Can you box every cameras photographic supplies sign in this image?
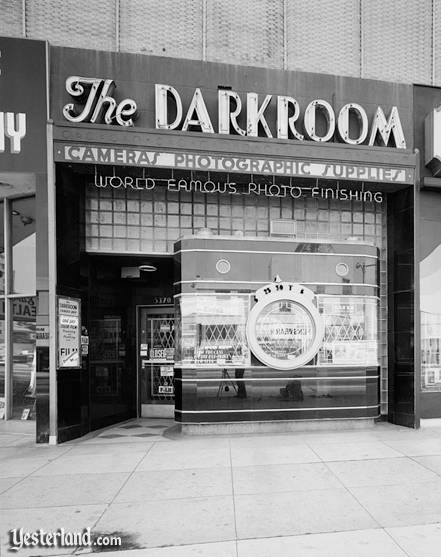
[246,279,324,370]
[55,144,415,185]
[57,297,81,368]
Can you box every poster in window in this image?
[57,296,81,368]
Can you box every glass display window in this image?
[89,318,123,362]
[12,297,36,419]
[0,201,3,414]
[318,296,378,366]
[0,200,4,296]
[0,196,36,420]
[176,293,379,369]
[176,294,250,367]
[254,300,316,364]
[421,312,441,391]
[421,242,441,391]
[89,318,124,397]
[12,197,36,295]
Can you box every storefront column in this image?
[414,149,421,427]
[47,122,58,444]
[4,199,13,419]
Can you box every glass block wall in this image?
[85,177,385,254]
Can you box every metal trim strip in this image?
[175,404,380,413]
[172,293,381,301]
[176,376,379,382]
[174,280,379,288]
[176,248,378,258]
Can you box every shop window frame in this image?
[1,196,36,420]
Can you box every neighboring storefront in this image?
[0,37,47,424]
[414,85,441,419]
[39,46,418,442]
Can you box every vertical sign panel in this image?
[57,297,81,368]
[0,37,47,174]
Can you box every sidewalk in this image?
[2,420,441,556]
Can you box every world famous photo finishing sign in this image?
[57,297,81,368]
[246,280,324,370]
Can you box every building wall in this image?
[0,0,437,86]
[413,84,441,418]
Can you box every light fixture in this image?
[20,215,34,225]
[138,264,157,272]
[11,210,20,216]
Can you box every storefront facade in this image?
[414,84,441,419]
[32,45,418,442]
[0,37,47,424]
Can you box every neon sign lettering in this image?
[92,173,384,203]
[0,112,26,154]
[62,76,407,148]
[63,76,137,127]
[156,84,407,149]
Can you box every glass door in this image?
[138,306,175,418]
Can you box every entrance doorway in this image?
[138,306,175,418]
[83,254,174,434]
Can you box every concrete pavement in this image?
[2,420,441,555]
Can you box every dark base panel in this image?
[36,392,50,444]
[57,424,86,444]
[91,411,135,432]
[36,431,49,444]
[175,406,380,423]
[421,392,441,419]
[390,412,416,427]
[36,347,50,443]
